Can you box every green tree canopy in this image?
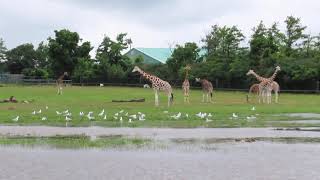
[5,43,37,74]
[48,29,93,76]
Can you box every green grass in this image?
[0,85,320,127]
[0,135,149,149]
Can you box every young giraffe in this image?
[182,65,191,103]
[195,78,213,103]
[57,72,68,95]
[132,66,173,107]
[248,81,280,103]
[246,66,281,103]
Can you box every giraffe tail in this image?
[170,93,174,103]
[210,92,212,98]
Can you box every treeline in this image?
[0,16,319,90]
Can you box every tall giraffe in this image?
[57,72,68,95]
[182,65,191,103]
[132,66,173,107]
[246,66,281,103]
[195,78,213,103]
[248,81,280,103]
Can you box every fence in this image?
[1,74,319,93]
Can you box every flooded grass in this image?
[1,134,320,150]
[0,135,150,149]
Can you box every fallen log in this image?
[112,98,145,102]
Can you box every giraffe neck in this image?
[185,70,189,80]
[137,69,156,83]
[251,71,266,82]
[268,69,280,81]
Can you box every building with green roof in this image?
[125,48,207,64]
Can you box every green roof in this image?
[125,47,207,64]
[135,48,172,64]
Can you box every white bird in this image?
[119,110,124,113]
[65,116,72,121]
[196,112,206,119]
[37,109,42,114]
[125,112,129,116]
[138,116,145,121]
[120,117,123,121]
[63,110,69,114]
[251,106,256,111]
[171,112,182,120]
[79,112,84,116]
[114,116,118,120]
[32,111,36,115]
[163,111,169,114]
[208,113,212,117]
[114,113,119,116]
[103,115,107,120]
[12,116,19,122]
[45,106,48,110]
[129,114,137,119]
[128,118,132,123]
[41,117,47,121]
[185,113,189,118]
[206,118,213,122]
[87,115,95,120]
[56,111,62,115]
[65,112,72,117]
[98,109,105,116]
[232,113,238,118]
[246,115,257,120]
[99,83,104,87]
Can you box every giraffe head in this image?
[275,66,281,71]
[184,65,191,71]
[63,72,68,76]
[132,66,142,73]
[246,70,254,76]
[195,78,201,82]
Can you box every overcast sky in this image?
[1,0,319,55]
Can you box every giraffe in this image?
[132,66,173,107]
[57,72,68,95]
[246,66,281,104]
[248,81,280,103]
[195,78,213,103]
[182,65,191,103]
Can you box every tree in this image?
[48,29,93,76]
[283,16,307,56]
[5,43,37,74]
[35,41,50,68]
[0,38,6,62]
[167,42,199,77]
[73,58,94,83]
[96,33,132,69]
[203,25,244,61]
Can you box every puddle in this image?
[283,113,320,119]
[269,120,320,124]
[1,142,320,180]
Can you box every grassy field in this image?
[0,85,320,128]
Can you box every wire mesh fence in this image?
[1,74,319,93]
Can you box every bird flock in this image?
[11,105,259,125]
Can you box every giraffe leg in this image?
[275,91,278,103]
[167,94,171,107]
[154,90,159,106]
[202,94,205,103]
[206,93,209,103]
